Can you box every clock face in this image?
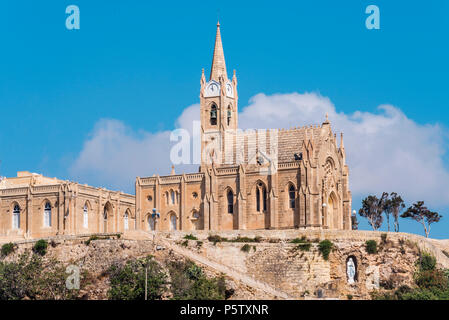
[204,81,220,97]
[210,83,219,93]
[226,82,234,98]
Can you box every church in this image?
[0,23,352,241]
[135,22,352,232]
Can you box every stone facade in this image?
[136,22,352,232]
[0,22,352,239]
[0,171,135,240]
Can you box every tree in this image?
[383,192,405,232]
[358,193,388,231]
[401,201,442,238]
[108,255,168,300]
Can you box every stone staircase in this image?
[124,230,294,300]
[159,237,294,300]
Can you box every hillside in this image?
[1,229,448,300]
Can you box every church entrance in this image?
[328,192,338,229]
[169,213,177,231]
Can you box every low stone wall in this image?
[176,235,421,299]
[157,229,449,269]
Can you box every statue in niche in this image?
[347,257,356,284]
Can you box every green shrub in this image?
[181,240,188,247]
[373,255,449,300]
[229,236,261,243]
[85,235,99,246]
[318,240,333,260]
[207,235,227,244]
[108,255,167,300]
[290,236,308,244]
[167,260,227,300]
[347,294,353,300]
[0,251,82,300]
[184,234,198,240]
[419,252,436,271]
[208,235,261,244]
[241,244,251,253]
[297,243,311,251]
[33,240,48,256]
[365,240,377,254]
[1,243,15,257]
[290,237,311,252]
[415,269,449,290]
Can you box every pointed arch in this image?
[44,201,52,227]
[168,211,177,231]
[147,212,157,231]
[210,103,217,125]
[83,201,89,229]
[328,191,339,229]
[103,201,113,233]
[170,189,175,205]
[12,202,20,230]
[226,187,234,214]
[252,180,267,213]
[124,208,130,231]
[288,183,296,209]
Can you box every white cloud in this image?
[69,118,198,193]
[70,92,449,207]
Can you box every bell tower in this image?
[200,21,238,169]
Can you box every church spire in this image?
[210,21,227,80]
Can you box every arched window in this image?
[170,214,177,231]
[44,202,51,227]
[103,206,108,233]
[83,204,88,229]
[210,104,217,125]
[289,185,295,209]
[227,190,234,214]
[227,107,232,126]
[171,190,175,205]
[256,183,267,213]
[256,188,260,212]
[148,214,156,231]
[124,212,129,230]
[263,187,267,211]
[12,204,20,229]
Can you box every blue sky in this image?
[0,1,448,237]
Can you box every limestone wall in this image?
[3,229,448,300]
